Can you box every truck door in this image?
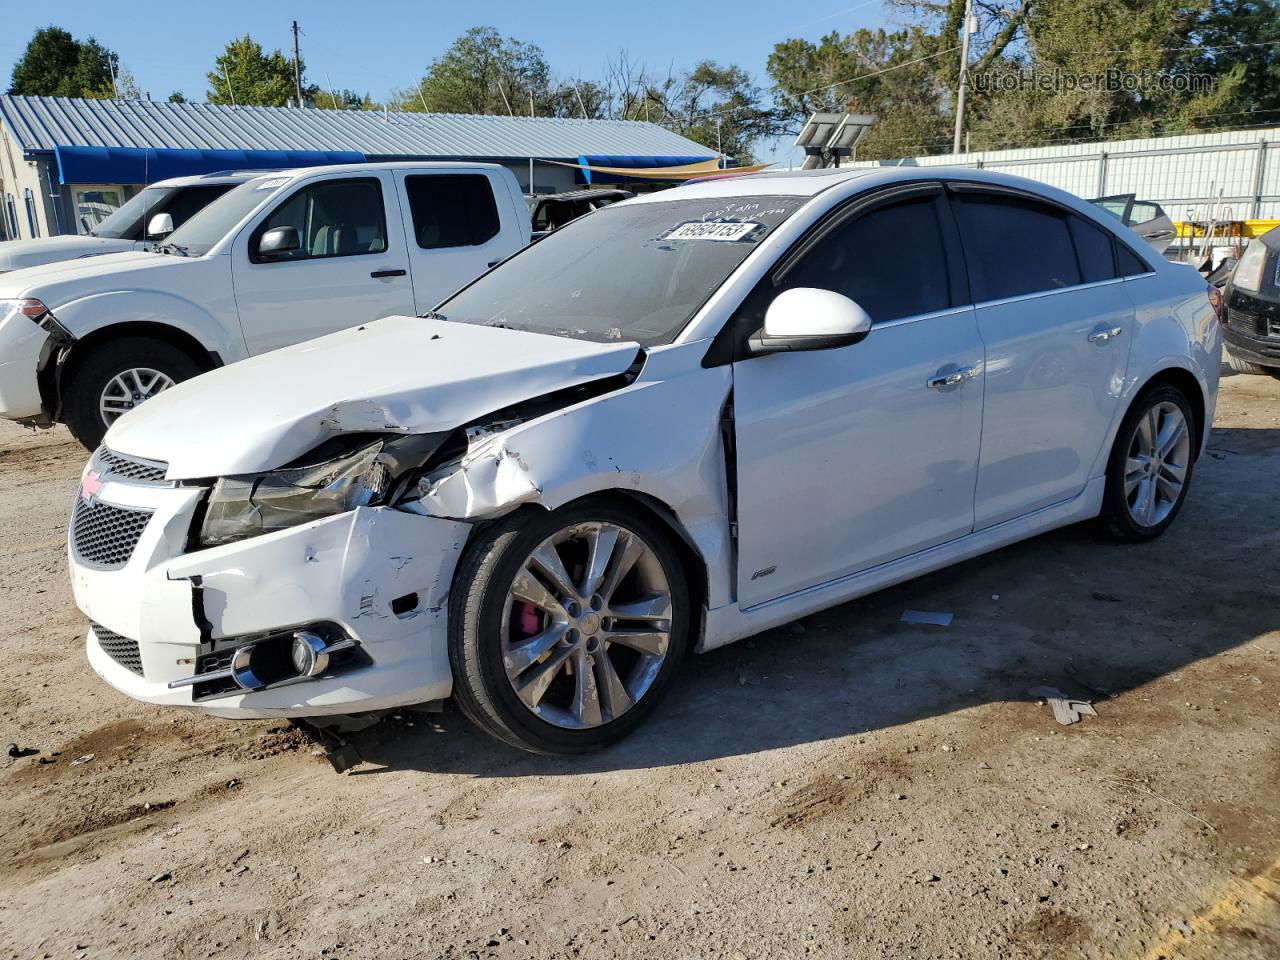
[392,170,525,311]
[231,170,416,354]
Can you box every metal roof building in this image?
[0,95,715,238]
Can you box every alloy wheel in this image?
[500,521,673,730]
[1123,400,1191,528]
[99,367,175,426]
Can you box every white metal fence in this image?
[845,128,1280,226]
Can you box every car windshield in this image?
[161,176,291,256]
[91,186,178,239]
[440,195,805,345]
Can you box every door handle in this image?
[927,364,979,389]
[370,268,407,278]
[1087,324,1124,344]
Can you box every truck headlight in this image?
[199,437,410,547]
[1232,239,1268,293]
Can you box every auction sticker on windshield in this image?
[662,221,762,242]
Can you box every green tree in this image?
[207,35,300,107]
[168,91,186,104]
[394,27,552,115]
[642,61,786,164]
[8,26,118,98]
[313,88,380,111]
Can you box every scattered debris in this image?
[900,610,953,627]
[6,743,38,758]
[1102,777,1217,832]
[70,753,95,766]
[148,872,171,884]
[1028,687,1098,725]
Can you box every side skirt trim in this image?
[698,477,1105,652]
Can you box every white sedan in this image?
[68,167,1222,754]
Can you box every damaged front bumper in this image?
[70,471,471,718]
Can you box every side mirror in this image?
[257,225,301,259]
[751,287,873,354]
[145,212,174,239]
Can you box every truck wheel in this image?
[63,337,201,450]
[1225,349,1272,376]
[1098,384,1197,543]
[448,502,691,755]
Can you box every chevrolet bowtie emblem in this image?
[80,469,104,503]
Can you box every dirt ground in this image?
[0,368,1277,960]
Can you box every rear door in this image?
[952,186,1135,528]
[731,185,985,607]
[231,171,415,354]
[392,170,524,310]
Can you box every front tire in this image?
[1226,349,1271,376]
[62,337,201,450]
[1099,384,1197,542]
[448,502,691,755]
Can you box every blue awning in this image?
[53,146,366,185]
[575,154,716,184]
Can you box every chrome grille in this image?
[93,447,170,485]
[71,498,153,568]
[91,623,143,676]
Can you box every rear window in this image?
[1068,216,1118,284]
[405,174,500,249]
[955,194,1081,300]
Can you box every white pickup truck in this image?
[0,162,530,448]
[0,171,254,274]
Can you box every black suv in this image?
[1222,225,1280,375]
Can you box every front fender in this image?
[418,346,736,609]
[52,289,248,364]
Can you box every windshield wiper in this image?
[156,242,191,257]
[420,310,447,320]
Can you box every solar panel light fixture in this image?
[795,113,876,169]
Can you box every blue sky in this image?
[0,0,894,166]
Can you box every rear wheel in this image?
[62,337,201,450]
[1099,384,1197,542]
[448,502,690,754]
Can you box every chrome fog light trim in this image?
[167,630,358,691]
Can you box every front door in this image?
[731,187,985,608]
[950,188,1135,529]
[232,171,416,355]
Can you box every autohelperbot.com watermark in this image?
[970,68,1214,95]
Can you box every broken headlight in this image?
[198,435,440,547]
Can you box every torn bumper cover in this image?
[70,474,470,718]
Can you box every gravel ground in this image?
[0,368,1277,960]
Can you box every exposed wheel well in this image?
[50,322,221,416]
[1136,367,1206,455]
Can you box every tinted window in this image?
[956,194,1081,300]
[1116,243,1152,276]
[160,185,234,230]
[1068,216,1117,284]
[405,174,499,249]
[254,178,386,262]
[782,196,952,323]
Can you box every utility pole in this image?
[952,0,974,154]
[292,20,304,108]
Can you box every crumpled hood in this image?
[106,315,642,479]
[0,235,135,274]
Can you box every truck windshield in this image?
[92,186,178,239]
[162,176,290,256]
[439,196,804,345]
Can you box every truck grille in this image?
[71,498,153,568]
[93,447,170,485]
[1228,307,1261,334]
[91,623,143,676]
